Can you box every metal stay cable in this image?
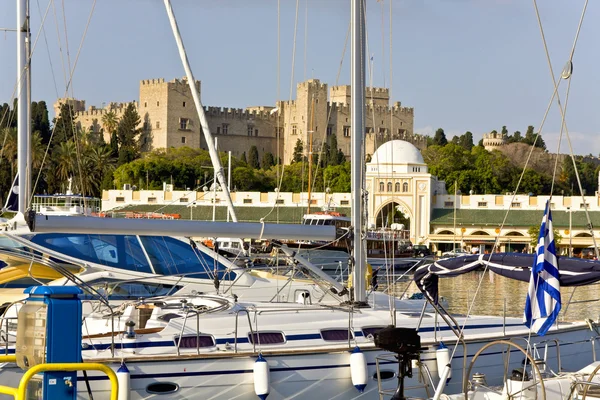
[306,20,350,210]
[63,0,97,207]
[443,0,590,364]
[260,0,300,222]
[30,0,98,205]
[532,0,595,315]
[0,0,53,170]
[534,0,599,258]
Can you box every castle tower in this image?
[483,131,507,151]
[139,77,203,151]
[281,79,328,164]
[54,98,85,117]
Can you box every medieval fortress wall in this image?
[55,77,421,164]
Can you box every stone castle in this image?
[54,77,423,164]
[482,131,507,151]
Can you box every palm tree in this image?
[85,145,116,195]
[54,141,77,184]
[101,111,119,143]
[31,131,46,171]
[0,127,18,175]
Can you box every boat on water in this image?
[299,209,420,271]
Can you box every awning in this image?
[414,253,600,304]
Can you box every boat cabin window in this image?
[320,329,354,342]
[80,278,181,300]
[174,334,216,348]
[140,236,237,281]
[27,234,152,273]
[362,326,384,339]
[248,331,286,345]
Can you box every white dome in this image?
[370,140,424,165]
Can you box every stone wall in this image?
[56,77,417,165]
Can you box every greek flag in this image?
[524,200,561,336]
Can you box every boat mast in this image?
[163,0,237,223]
[17,0,31,214]
[351,0,367,304]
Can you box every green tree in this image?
[323,161,351,192]
[53,141,77,184]
[507,130,522,144]
[85,145,116,195]
[52,103,77,145]
[327,134,340,166]
[102,111,119,142]
[518,169,552,195]
[293,139,304,163]
[501,125,508,135]
[262,152,275,169]
[240,152,247,164]
[109,132,119,158]
[248,145,260,169]
[112,147,246,191]
[458,131,474,150]
[31,101,51,144]
[116,103,141,165]
[522,125,546,150]
[433,128,447,146]
[528,224,562,247]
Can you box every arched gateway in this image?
[365,140,446,245]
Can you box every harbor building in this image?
[54,77,421,164]
[102,139,600,256]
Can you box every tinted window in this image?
[81,278,180,300]
[0,276,53,288]
[321,329,353,341]
[248,332,285,345]
[28,234,152,273]
[140,237,236,281]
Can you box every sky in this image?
[0,0,599,156]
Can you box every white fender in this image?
[436,342,452,382]
[253,354,270,400]
[350,346,368,393]
[116,361,130,400]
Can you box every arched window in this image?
[379,182,384,192]
[387,182,392,192]
[402,182,409,192]
[395,182,400,192]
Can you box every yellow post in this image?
[0,359,119,400]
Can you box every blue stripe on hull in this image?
[79,322,523,351]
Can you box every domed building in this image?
[366,140,446,245]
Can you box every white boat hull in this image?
[0,323,594,399]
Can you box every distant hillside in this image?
[496,143,565,176]
[496,142,600,176]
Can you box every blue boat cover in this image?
[413,253,600,304]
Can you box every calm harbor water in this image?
[388,271,600,322]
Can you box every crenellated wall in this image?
[54,77,416,165]
[482,131,507,151]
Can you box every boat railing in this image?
[234,308,256,353]
[175,305,202,356]
[0,316,17,356]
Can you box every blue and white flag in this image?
[524,200,561,336]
